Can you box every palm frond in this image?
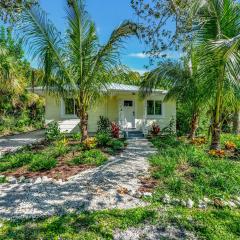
[18,4,75,94]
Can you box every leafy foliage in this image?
[82,137,97,150]
[28,155,57,172]
[97,116,111,133]
[150,135,240,200]
[0,26,44,135]
[111,122,120,138]
[95,131,111,147]
[0,0,37,22]
[45,121,61,142]
[150,122,160,136]
[71,149,107,166]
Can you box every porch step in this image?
[123,130,144,139]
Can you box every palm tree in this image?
[140,55,210,139]
[193,0,240,149]
[18,0,138,140]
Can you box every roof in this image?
[30,83,168,94]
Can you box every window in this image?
[147,100,162,116]
[147,100,154,115]
[155,101,162,115]
[64,98,76,115]
[124,100,133,107]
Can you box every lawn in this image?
[147,133,240,239]
[149,134,240,200]
[0,134,239,239]
[0,208,157,240]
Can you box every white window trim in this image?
[61,98,78,119]
[145,100,163,118]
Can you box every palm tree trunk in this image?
[80,110,88,141]
[76,96,89,142]
[189,112,198,139]
[233,109,240,134]
[210,67,224,150]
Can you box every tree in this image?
[194,0,240,149]
[0,0,37,22]
[0,26,26,96]
[131,0,196,63]
[140,53,210,139]
[18,0,138,140]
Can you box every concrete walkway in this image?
[0,138,156,219]
[0,130,45,156]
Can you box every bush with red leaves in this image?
[111,122,120,138]
[150,123,160,136]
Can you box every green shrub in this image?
[53,138,70,157]
[0,175,6,183]
[97,116,111,133]
[0,153,34,172]
[28,155,57,172]
[108,139,124,151]
[72,149,107,166]
[46,121,61,141]
[71,132,82,141]
[96,131,111,147]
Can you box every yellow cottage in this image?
[34,83,176,136]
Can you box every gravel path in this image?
[0,138,156,220]
[0,130,45,156]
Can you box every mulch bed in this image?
[3,141,96,181]
[4,164,94,181]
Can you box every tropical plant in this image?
[150,122,160,136]
[95,131,111,147]
[141,56,210,139]
[28,155,57,172]
[45,121,61,141]
[97,116,111,133]
[193,0,240,149]
[18,0,138,141]
[111,122,120,138]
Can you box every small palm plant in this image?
[18,0,138,140]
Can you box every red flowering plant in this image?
[150,122,160,136]
[111,122,120,138]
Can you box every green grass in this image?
[0,208,157,240]
[165,208,240,240]
[70,149,108,166]
[0,206,239,240]
[149,135,240,200]
[147,134,240,239]
[28,155,57,172]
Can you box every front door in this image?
[122,100,135,128]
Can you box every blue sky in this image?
[38,0,150,74]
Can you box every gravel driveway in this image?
[0,130,45,157]
[0,138,156,219]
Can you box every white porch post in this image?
[143,100,147,135]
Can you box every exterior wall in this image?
[45,94,61,122]
[144,94,176,133]
[44,92,176,134]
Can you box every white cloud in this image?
[131,68,148,75]
[128,52,149,59]
[129,51,181,59]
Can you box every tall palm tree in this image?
[18,0,138,140]
[193,0,240,149]
[140,54,210,139]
